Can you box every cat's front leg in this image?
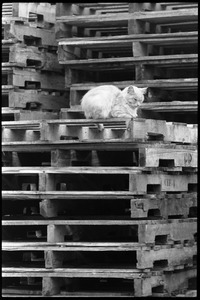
[111,110,133,118]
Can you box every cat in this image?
[81,85,148,119]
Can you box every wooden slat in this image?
[59,54,197,69]
[2,217,197,226]
[56,9,198,26]
[2,190,135,200]
[58,31,198,45]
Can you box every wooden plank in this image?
[2,190,135,200]
[58,31,198,44]
[59,54,197,68]
[140,101,197,112]
[2,267,144,278]
[2,218,197,226]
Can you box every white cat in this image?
[81,85,148,119]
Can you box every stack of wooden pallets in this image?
[56,2,198,124]
[2,2,68,122]
[2,2,198,297]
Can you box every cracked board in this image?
[2,118,198,144]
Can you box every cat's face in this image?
[121,85,148,107]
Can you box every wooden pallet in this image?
[2,67,65,91]
[128,8,198,34]
[2,166,197,194]
[2,3,56,28]
[1,238,197,271]
[67,78,198,107]
[55,9,197,39]
[60,54,197,85]
[2,267,196,297]
[2,139,198,168]
[2,190,197,220]
[57,31,197,61]
[2,89,69,111]
[2,21,57,47]
[2,118,197,144]
[2,43,63,73]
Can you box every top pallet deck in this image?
[2,118,198,144]
[55,8,198,37]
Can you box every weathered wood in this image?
[59,53,197,68]
[3,22,57,46]
[2,118,198,144]
[3,44,63,72]
[2,218,197,247]
[2,267,197,297]
[131,192,197,219]
[2,218,197,226]
[137,245,196,270]
[2,3,56,25]
[1,242,197,271]
[56,9,197,26]
[2,67,65,91]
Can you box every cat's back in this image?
[82,85,120,99]
[81,85,121,119]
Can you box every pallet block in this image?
[2,118,198,144]
[131,192,197,219]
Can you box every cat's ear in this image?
[140,87,148,95]
[127,86,135,94]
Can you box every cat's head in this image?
[121,85,148,107]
